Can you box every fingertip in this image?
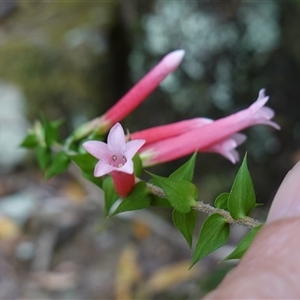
[267,161,300,223]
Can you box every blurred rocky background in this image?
[0,0,299,299]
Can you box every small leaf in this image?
[45,151,70,180]
[148,173,198,214]
[133,153,143,177]
[110,182,151,216]
[43,117,63,147]
[35,146,51,171]
[223,225,263,261]
[169,152,197,182]
[172,209,198,248]
[71,153,98,174]
[150,195,172,208]
[214,193,229,210]
[102,176,119,217]
[228,154,256,219]
[20,132,39,148]
[190,214,230,269]
[81,172,103,188]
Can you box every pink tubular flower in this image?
[130,118,212,145]
[72,50,185,140]
[139,89,280,167]
[98,50,185,132]
[83,123,145,197]
[132,119,246,164]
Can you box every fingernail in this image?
[267,161,300,223]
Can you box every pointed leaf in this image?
[223,225,263,261]
[133,153,143,177]
[150,195,172,208]
[45,151,70,179]
[20,132,39,148]
[172,209,198,248]
[148,173,198,214]
[71,153,98,174]
[170,152,197,182]
[82,172,103,188]
[110,182,151,216]
[43,118,63,147]
[228,154,256,219]
[190,214,230,268]
[35,146,51,171]
[214,193,229,210]
[102,176,119,217]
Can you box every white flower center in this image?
[110,155,127,168]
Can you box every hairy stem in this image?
[193,201,262,228]
[146,183,263,229]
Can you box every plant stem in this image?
[146,183,263,229]
[193,201,262,228]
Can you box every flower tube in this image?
[140,89,280,167]
[130,118,212,145]
[83,123,145,197]
[101,49,185,129]
[72,50,185,140]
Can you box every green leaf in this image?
[190,214,230,268]
[70,153,98,174]
[133,153,143,177]
[43,118,63,147]
[45,151,70,180]
[150,194,172,208]
[110,182,151,216]
[81,171,103,188]
[35,146,51,171]
[172,209,198,248]
[228,154,256,219]
[214,193,229,210]
[223,225,263,261]
[148,173,198,214]
[20,132,39,148]
[169,152,197,182]
[102,176,119,217]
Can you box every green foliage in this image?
[228,154,256,219]
[148,173,198,214]
[223,225,263,260]
[35,146,51,171]
[133,153,143,177]
[110,182,151,216]
[150,194,173,208]
[172,209,198,248]
[102,176,119,217]
[45,151,71,180]
[81,172,103,189]
[20,132,39,148]
[169,152,197,182]
[70,152,98,174]
[214,192,229,210]
[42,117,63,147]
[190,214,230,269]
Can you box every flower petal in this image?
[107,123,126,153]
[94,160,116,177]
[204,133,247,163]
[83,141,109,160]
[124,139,145,160]
[119,159,134,174]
